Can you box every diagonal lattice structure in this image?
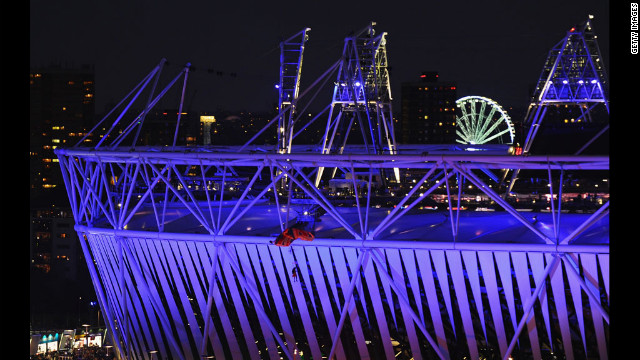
[277,28,311,155]
[523,16,608,154]
[505,16,609,194]
[55,22,608,360]
[316,22,399,186]
[56,147,609,360]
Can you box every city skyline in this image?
[30,1,610,115]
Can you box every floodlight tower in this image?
[277,28,311,155]
[316,22,399,186]
[506,16,609,193]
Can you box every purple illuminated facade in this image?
[55,20,608,360]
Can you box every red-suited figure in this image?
[270,227,314,247]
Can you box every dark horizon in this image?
[30,1,610,115]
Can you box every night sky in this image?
[30,1,610,116]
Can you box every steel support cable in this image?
[285,71,335,147]
[95,65,162,149]
[111,66,188,148]
[77,63,160,148]
[198,161,216,234]
[118,162,142,229]
[69,157,118,228]
[75,158,99,224]
[350,165,365,237]
[560,200,609,245]
[172,64,190,149]
[504,254,562,360]
[219,164,265,233]
[277,164,361,238]
[562,254,610,324]
[443,163,458,241]
[220,170,286,235]
[137,160,169,232]
[199,243,220,356]
[451,162,554,244]
[370,166,447,239]
[170,162,215,234]
[132,58,166,148]
[147,161,213,234]
[216,166,227,233]
[241,60,341,153]
[547,162,559,243]
[370,249,448,360]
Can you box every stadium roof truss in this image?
[56,148,609,360]
[54,20,609,360]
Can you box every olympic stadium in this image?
[55,19,609,360]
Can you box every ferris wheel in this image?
[455,96,515,145]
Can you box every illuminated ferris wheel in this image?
[455,96,515,145]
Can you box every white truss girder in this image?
[57,146,608,359]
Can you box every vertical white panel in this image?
[461,251,487,342]
[511,252,541,359]
[597,254,609,302]
[446,250,479,360]
[206,245,242,358]
[291,247,318,316]
[167,241,203,350]
[494,251,517,333]
[245,244,271,310]
[219,245,260,359]
[256,245,295,356]
[234,244,279,360]
[145,239,191,358]
[581,254,608,360]
[528,252,553,350]
[477,251,508,358]
[430,250,456,337]
[91,235,133,354]
[332,247,369,359]
[345,247,370,324]
[159,240,195,356]
[362,249,396,359]
[138,238,169,354]
[268,246,294,312]
[385,249,422,360]
[416,249,449,356]
[566,255,587,355]
[546,254,573,360]
[281,245,323,360]
[305,247,346,359]
[192,241,225,360]
[400,249,423,322]
[317,247,341,309]
[378,251,397,328]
